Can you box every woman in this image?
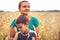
[10,0,40,40]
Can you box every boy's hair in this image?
[16,15,29,24]
[18,0,29,9]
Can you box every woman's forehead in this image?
[21,2,30,6]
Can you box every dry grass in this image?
[0,12,60,40]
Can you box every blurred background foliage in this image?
[0,12,60,40]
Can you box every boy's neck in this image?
[23,29,29,34]
[20,29,29,36]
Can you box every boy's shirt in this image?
[14,30,37,40]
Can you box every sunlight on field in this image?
[0,12,60,40]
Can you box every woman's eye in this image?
[23,6,26,8]
[28,6,30,8]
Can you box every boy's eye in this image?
[19,26,22,29]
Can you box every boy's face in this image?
[16,23,28,33]
[19,2,30,15]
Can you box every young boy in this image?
[14,15,37,40]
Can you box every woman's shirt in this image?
[11,16,39,32]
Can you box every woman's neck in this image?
[21,14,29,16]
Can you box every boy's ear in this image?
[16,24,18,27]
[16,24,17,26]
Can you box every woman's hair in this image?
[16,15,29,24]
[18,0,29,9]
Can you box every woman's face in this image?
[19,2,30,15]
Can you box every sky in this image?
[0,0,60,11]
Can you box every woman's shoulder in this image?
[12,15,20,21]
[31,16,38,21]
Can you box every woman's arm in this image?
[10,26,16,40]
[32,16,41,40]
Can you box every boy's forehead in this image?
[17,23,24,26]
[16,23,23,27]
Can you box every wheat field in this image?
[0,12,60,40]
